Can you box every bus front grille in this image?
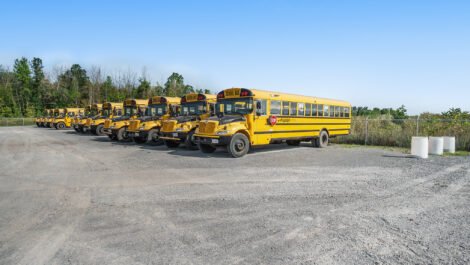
[128,120,140,131]
[162,120,177,132]
[198,121,218,134]
[104,120,112,128]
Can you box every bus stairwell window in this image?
[282,101,289,115]
[257,100,267,115]
[298,103,305,116]
[290,102,297,116]
[305,103,311,116]
[270,100,281,115]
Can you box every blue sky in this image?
[1,0,469,114]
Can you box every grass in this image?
[443,151,470,157]
[334,143,409,153]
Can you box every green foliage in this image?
[0,57,207,117]
[352,105,408,119]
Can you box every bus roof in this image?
[124,99,148,107]
[181,93,216,103]
[150,96,180,105]
[219,88,351,106]
[103,102,123,109]
[64,108,84,113]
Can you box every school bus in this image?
[160,93,216,149]
[53,108,84,129]
[49,108,64,128]
[75,104,102,133]
[86,102,123,136]
[36,109,52,127]
[194,88,351,157]
[72,105,91,132]
[103,99,148,141]
[127,96,180,144]
[45,109,56,128]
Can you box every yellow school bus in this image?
[75,104,102,133]
[44,109,56,128]
[103,99,148,141]
[50,108,65,128]
[72,105,91,132]
[127,96,180,144]
[36,109,52,127]
[86,102,123,136]
[160,93,216,149]
[53,108,84,129]
[194,88,351,157]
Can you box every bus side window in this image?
[270,100,281,115]
[298,103,305,116]
[345,107,350,118]
[305,103,311,116]
[317,104,323,117]
[313,104,318,116]
[290,102,297,116]
[209,103,215,115]
[330,106,335,117]
[282,101,289,115]
[256,99,267,115]
[335,106,340,117]
[323,105,329,117]
[340,107,344,117]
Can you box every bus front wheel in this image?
[227,133,250,158]
[117,127,130,141]
[57,122,65,130]
[185,130,198,150]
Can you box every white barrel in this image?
[443,136,456,153]
[428,137,444,155]
[411,137,428,158]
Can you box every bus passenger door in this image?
[253,99,271,145]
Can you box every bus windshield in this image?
[146,104,167,116]
[216,98,253,115]
[180,102,206,116]
[102,109,111,117]
[123,106,136,117]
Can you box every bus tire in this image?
[199,143,216,153]
[95,124,105,136]
[117,127,130,141]
[148,128,163,145]
[286,140,301,146]
[318,130,329,148]
[227,133,250,158]
[185,130,198,150]
[57,122,65,130]
[165,140,180,148]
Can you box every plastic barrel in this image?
[443,136,456,153]
[428,137,444,155]
[411,137,428,158]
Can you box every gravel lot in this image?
[0,126,469,265]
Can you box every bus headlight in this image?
[217,130,229,135]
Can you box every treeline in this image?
[0,57,209,117]
[352,105,470,121]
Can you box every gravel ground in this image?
[0,126,469,265]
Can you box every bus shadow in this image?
[382,154,418,159]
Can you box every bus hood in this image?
[208,115,245,125]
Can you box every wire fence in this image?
[0,118,37,127]
[332,117,470,151]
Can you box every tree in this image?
[31,57,46,114]
[135,78,151,98]
[13,57,32,116]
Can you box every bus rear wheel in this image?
[227,133,250,158]
[57,122,65,130]
[314,130,329,148]
[199,143,216,153]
